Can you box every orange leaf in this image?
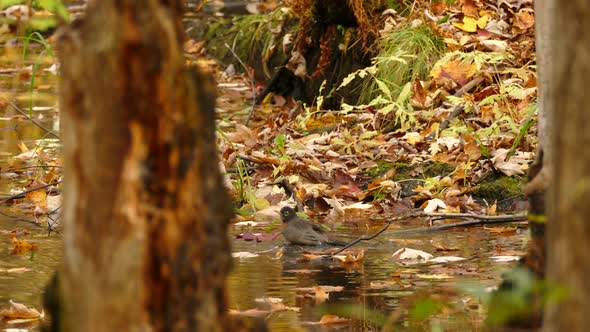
[0,300,41,319]
[319,314,350,325]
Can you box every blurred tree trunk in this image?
[543,0,590,330]
[57,1,234,331]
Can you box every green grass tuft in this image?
[359,24,445,103]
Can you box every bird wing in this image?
[287,220,328,245]
[310,222,327,234]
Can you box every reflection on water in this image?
[0,218,61,306]
[228,219,525,331]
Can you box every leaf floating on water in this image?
[429,256,466,263]
[11,237,38,254]
[231,252,259,259]
[392,248,433,264]
[269,302,300,313]
[318,314,350,325]
[0,267,32,273]
[333,249,365,263]
[490,255,520,262]
[0,300,42,319]
[228,308,269,317]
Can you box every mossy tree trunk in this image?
[543,0,590,330]
[58,1,233,331]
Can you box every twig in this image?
[330,211,527,256]
[1,97,61,140]
[454,76,484,98]
[0,165,62,174]
[224,43,256,126]
[0,209,42,226]
[0,180,62,203]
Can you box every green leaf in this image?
[379,103,396,115]
[37,0,70,20]
[359,131,377,140]
[374,78,391,99]
[396,82,412,104]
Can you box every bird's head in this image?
[280,206,297,223]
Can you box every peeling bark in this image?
[58,1,233,331]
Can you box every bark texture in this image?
[58,1,233,331]
[544,0,590,330]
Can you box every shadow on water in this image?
[228,217,526,331]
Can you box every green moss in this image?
[205,19,226,40]
[423,162,455,178]
[364,160,396,178]
[473,176,524,202]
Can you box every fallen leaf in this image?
[231,252,259,259]
[333,249,365,263]
[228,308,269,317]
[430,61,477,86]
[11,237,38,250]
[312,286,329,303]
[422,198,447,213]
[25,181,47,209]
[392,248,433,264]
[429,256,466,263]
[485,226,517,235]
[490,255,520,262]
[513,11,534,31]
[0,300,41,319]
[416,273,453,279]
[319,314,350,325]
[270,302,300,312]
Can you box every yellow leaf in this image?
[453,17,477,32]
[477,15,488,29]
[452,16,487,32]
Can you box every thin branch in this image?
[330,211,527,256]
[0,209,42,226]
[0,165,62,174]
[0,180,62,203]
[1,97,61,140]
[224,43,257,126]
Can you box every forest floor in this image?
[198,0,537,224]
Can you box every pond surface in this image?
[0,213,526,331]
[228,215,526,331]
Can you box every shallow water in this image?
[228,216,526,331]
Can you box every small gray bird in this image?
[280,206,347,246]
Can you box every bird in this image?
[280,206,347,246]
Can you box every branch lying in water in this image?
[330,212,528,256]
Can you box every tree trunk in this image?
[57,1,233,331]
[543,0,590,330]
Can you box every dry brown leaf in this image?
[513,11,534,31]
[25,180,47,209]
[430,61,477,86]
[228,308,269,317]
[313,286,329,303]
[11,237,38,252]
[485,226,517,235]
[0,300,41,319]
[333,249,365,263]
[270,303,300,312]
[319,314,350,325]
